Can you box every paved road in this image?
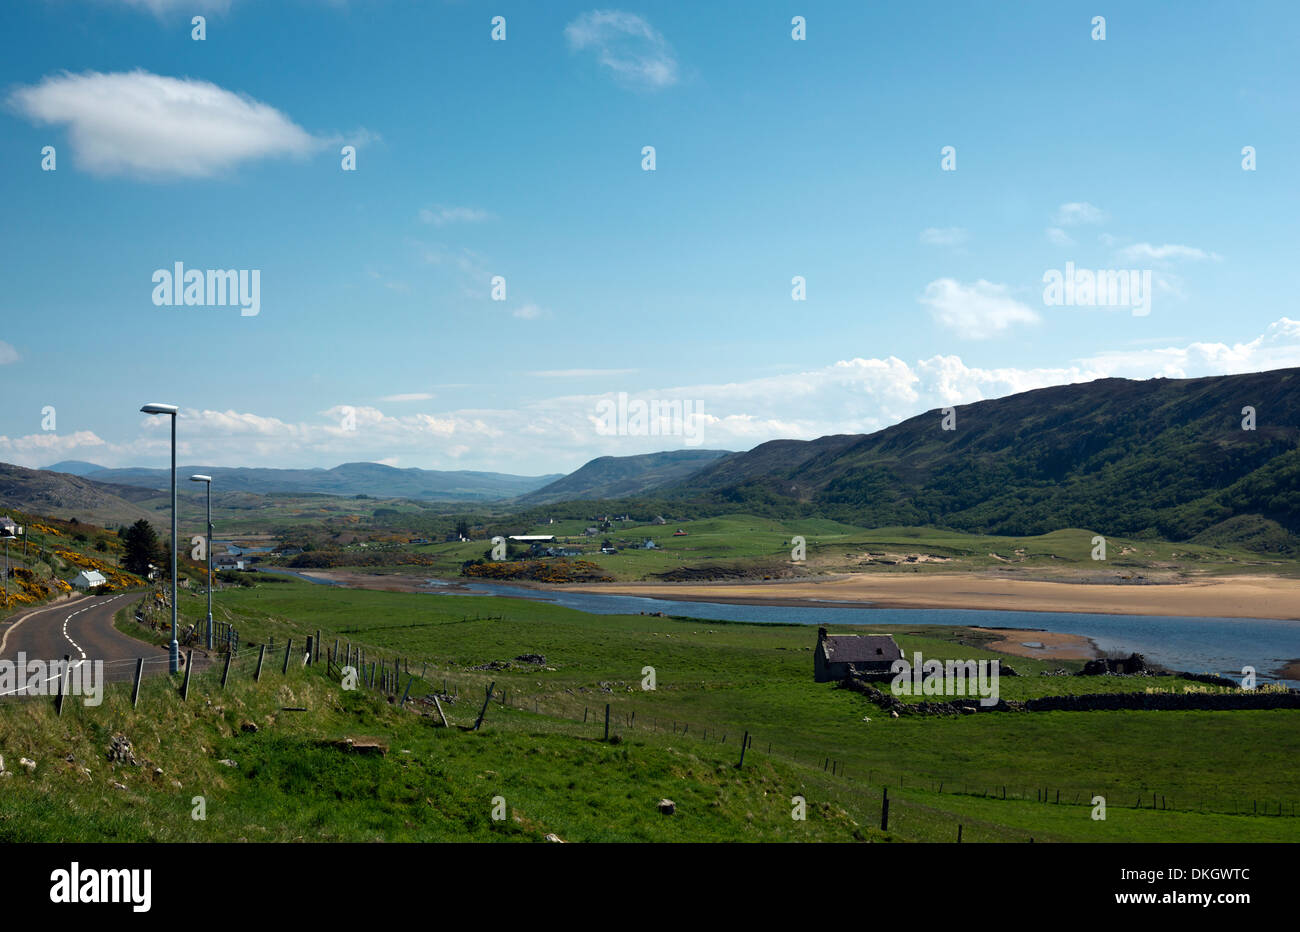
[0,593,172,685]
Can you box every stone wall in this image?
[838,674,1300,715]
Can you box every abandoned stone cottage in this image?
[814,627,902,682]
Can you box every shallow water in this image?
[441,580,1300,687]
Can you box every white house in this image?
[71,570,106,589]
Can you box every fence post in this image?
[737,731,749,768]
[315,630,322,666]
[131,657,144,707]
[255,644,267,681]
[221,651,232,690]
[400,675,413,706]
[181,650,193,700]
[881,787,890,832]
[957,824,963,843]
[474,681,496,731]
[282,638,293,675]
[55,654,70,716]
[604,703,610,741]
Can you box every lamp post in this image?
[141,403,180,674]
[3,531,13,600]
[190,475,213,650]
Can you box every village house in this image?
[71,569,106,589]
[814,627,902,682]
[0,516,20,537]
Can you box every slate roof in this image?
[820,634,901,665]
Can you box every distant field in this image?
[92,575,1300,842]
[295,513,1300,583]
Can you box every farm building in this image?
[814,627,902,682]
[70,569,106,589]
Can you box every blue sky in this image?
[1,0,1297,473]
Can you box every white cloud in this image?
[565,10,678,89]
[1117,242,1221,262]
[6,321,1298,473]
[0,430,106,463]
[920,227,968,246]
[419,206,493,226]
[1054,202,1108,226]
[512,304,547,320]
[919,278,1041,339]
[380,393,434,403]
[0,342,18,365]
[7,70,320,178]
[1045,227,1074,246]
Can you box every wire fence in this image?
[318,644,1300,827]
[9,620,1297,836]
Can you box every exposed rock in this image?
[19,757,35,771]
[335,737,387,756]
[240,721,258,733]
[658,798,675,815]
[217,758,238,768]
[544,833,566,843]
[107,734,139,766]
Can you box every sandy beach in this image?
[558,573,1300,620]
[976,628,1100,661]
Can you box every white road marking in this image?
[0,595,128,695]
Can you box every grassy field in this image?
[317,514,1300,582]
[72,574,1300,842]
[0,658,882,842]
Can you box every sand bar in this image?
[559,573,1300,620]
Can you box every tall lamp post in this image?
[2,526,19,600]
[141,403,180,674]
[190,475,213,649]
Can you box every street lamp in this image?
[190,475,213,650]
[141,403,180,674]
[1,525,19,601]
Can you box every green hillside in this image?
[655,368,1300,551]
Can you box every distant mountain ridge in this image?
[518,449,733,505]
[41,461,562,503]
[657,367,1300,550]
[0,463,159,526]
